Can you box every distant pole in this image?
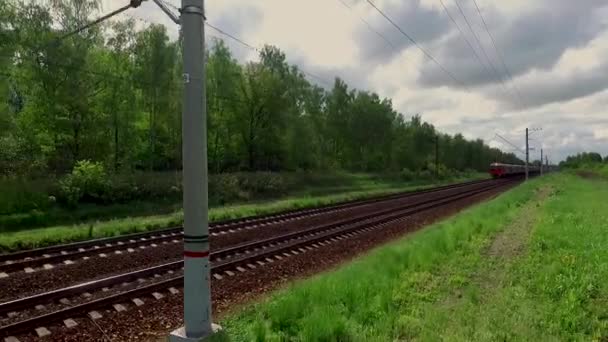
[525,128,529,181]
[170,0,215,340]
[435,134,439,179]
[540,148,543,175]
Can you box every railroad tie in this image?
[88,311,102,320]
[152,292,165,300]
[64,319,78,328]
[132,298,145,306]
[35,327,51,337]
[113,304,127,312]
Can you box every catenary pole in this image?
[525,128,529,181]
[169,0,217,340]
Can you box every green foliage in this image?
[0,178,53,214]
[0,174,485,251]
[559,152,604,168]
[58,160,109,206]
[1,0,517,182]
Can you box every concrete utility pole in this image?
[525,128,529,181]
[540,148,543,176]
[168,0,219,341]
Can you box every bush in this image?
[0,178,53,214]
[417,169,433,180]
[58,160,109,207]
[208,172,287,206]
[400,168,416,181]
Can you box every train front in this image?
[489,163,504,178]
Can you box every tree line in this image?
[559,152,607,169]
[0,0,521,178]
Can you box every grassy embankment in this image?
[0,172,485,252]
[218,173,608,341]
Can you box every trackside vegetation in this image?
[0,172,485,252]
[218,173,608,341]
[1,0,519,237]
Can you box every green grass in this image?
[216,173,608,341]
[0,172,486,232]
[0,174,484,252]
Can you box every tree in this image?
[133,24,179,170]
[206,39,242,172]
[0,2,523,179]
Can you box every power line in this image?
[451,0,513,99]
[471,0,525,107]
[494,133,524,154]
[365,0,470,91]
[437,0,492,78]
[337,0,397,51]
[58,1,145,42]
[201,23,333,87]
[120,13,333,88]
[206,23,259,51]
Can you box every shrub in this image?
[209,173,242,205]
[400,168,416,181]
[58,160,109,207]
[417,169,433,180]
[0,178,52,214]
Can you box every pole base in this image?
[168,324,222,342]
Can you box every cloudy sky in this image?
[110,0,608,162]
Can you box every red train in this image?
[489,163,540,178]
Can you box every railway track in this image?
[0,178,496,277]
[0,178,517,339]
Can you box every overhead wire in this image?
[337,0,397,51]
[125,11,334,87]
[365,0,470,91]
[471,0,525,107]
[451,0,514,100]
[57,1,145,42]
[201,22,333,87]
[437,0,492,78]
[494,133,525,154]
[206,23,259,51]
